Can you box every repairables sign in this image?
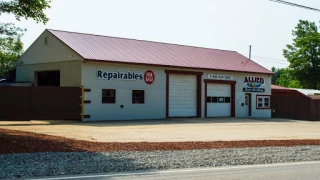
[96,69,155,84]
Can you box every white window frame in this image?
[256,95,271,109]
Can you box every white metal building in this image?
[16,29,273,121]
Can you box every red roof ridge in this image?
[47,28,237,53]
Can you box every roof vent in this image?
[45,36,48,45]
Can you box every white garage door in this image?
[207,84,231,117]
[169,74,197,117]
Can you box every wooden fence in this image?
[271,90,320,121]
[0,86,82,121]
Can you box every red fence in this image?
[272,90,320,121]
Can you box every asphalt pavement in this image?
[28,161,320,180]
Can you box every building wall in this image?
[16,61,82,86]
[18,30,83,65]
[82,62,271,121]
[201,70,271,118]
[82,62,166,121]
[16,29,83,87]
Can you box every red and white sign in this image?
[97,69,155,85]
[144,70,155,85]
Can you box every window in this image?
[256,95,270,109]
[212,97,218,103]
[132,90,144,104]
[102,89,116,103]
[218,97,225,103]
[207,97,230,103]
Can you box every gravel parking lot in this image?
[1,118,320,142]
[1,146,320,179]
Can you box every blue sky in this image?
[2,0,320,70]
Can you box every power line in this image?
[252,58,289,65]
[270,0,320,12]
[241,53,289,63]
[251,55,288,62]
[251,57,289,64]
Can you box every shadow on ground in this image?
[63,117,303,127]
[0,117,307,128]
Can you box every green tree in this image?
[0,23,24,76]
[276,68,301,88]
[0,0,52,77]
[283,20,320,90]
[0,0,51,23]
[271,67,302,88]
[271,67,285,85]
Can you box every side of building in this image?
[82,61,271,121]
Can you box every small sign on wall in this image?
[208,74,233,80]
[243,87,265,92]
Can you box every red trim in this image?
[165,69,203,75]
[256,94,271,109]
[204,82,208,117]
[204,79,236,84]
[166,70,202,118]
[85,59,274,75]
[166,73,169,118]
[231,84,235,117]
[204,79,236,117]
[197,75,202,117]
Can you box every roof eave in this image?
[84,59,274,75]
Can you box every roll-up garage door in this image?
[169,74,197,117]
[207,84,231,117]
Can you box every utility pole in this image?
[249,45,252,60]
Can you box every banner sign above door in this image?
[208,74,233,80]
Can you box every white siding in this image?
[201,71,271,118]
[168,74,197,117]
[82,62,166,121]
[81,62,271,121]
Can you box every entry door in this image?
[245,94,250,116]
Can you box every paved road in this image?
[30,161,320,180]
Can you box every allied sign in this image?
[244,76,265,88]
[97,69,155,85]
[208,74,233,80]
[243,76,265,92]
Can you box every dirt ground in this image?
[1,128,320,154]
[0,118,319,142]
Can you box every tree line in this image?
[272,20,320,90]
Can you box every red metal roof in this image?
[48,29,273,75]
[271,85,294,90]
